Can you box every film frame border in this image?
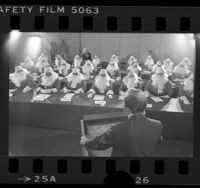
[0,5,199,185]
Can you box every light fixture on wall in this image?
[10,30,21,41]
[27,36,41,58]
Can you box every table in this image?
[9,90,193,141]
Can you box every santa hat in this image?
[155,66,166,74]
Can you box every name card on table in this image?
[95,100,106,106]
[33,94,51,101]
[147,103,153,108]
[60,93,75,102]
[93,95,105,101]
[150,96,163,102]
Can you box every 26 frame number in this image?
[71,7,99,15]
[135,177,149,184]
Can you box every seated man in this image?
[145,67,173,97]
[54,55,70,73]
[127,55,137,67]
[163,58,174,77]
[73,55,82,69]
[172,61,190,80]
[20,56,35,73]
[178,73,194,101]
[181,57,193,72]
[63,67,86,94]
[58,60,71,77]
[80,88,163,157]
[81,60,95,79]
[152,60,164,74]
[9,66,35,93]
[35,53,50,75]
[82,48,92,62]
[92,55,101,68]
[144,55,155,71]
[127,59,142,76]
[110,54,119,64]
[87,69,114,98]
[36,67,61,94]
[106,58,121,81]
[119,70,141,96]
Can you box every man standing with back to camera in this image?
[80,88,163,157]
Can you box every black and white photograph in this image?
[9,32,194,157]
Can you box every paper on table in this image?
[33,94,51,101]
[60,93,75,102]
[95,100,106,106]
[93,95,105,101]
[150,96,163,102]
[9,89,16,93]
[162,98,184,112]
[147,103,152,108]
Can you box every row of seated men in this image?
[9,52,194,102]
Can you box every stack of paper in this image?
[95,100,106,106]
[33,94,50,101]
[60,93,75,102]
[150,96,163,102]
[93,95,105,101]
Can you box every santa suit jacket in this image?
[65,80,86,91]
[85,114,163,157]
[90,82,113,94]
[145,79,173,97]
[119,82,141,93]
[107,69,120,79]
[178,84,193,99]
[38,78,61,90]
[10,73,35,89]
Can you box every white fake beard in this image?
[74,60,81,67]
[93,59,100,67]
[174,66,188,78]
[126,78,138,89]
[41,73,58,87]
[59,66,69,76]
[22,61,34,69]
[82,65,93,75]
[183,79,193,92]
[68,74,82,89]
[145,60,154,69]
[37,61,49,72]
[11,72,27,87]
[95,76,109,93]
[107,65,116,75]
[151,74,168,92]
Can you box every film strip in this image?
[0,4,200,186]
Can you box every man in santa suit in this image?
[127,59,142,76]
[35,53,50,74]
[145,66,173,97]
[92,55,101,68]
[127,55,137,67]
[110,54,119,64]
[87,69,114,98]
[163,58,174,77]
[9,66,35,93]
[172,61,190,80]
[181,57,193,72]
[73,55,82,69]
[36,66,61,94]
[54,55,71,73]
[63,67,86,94]
[57,60,71,78]
[152,61,164,74]
[20,56,35,73]
[119,70,141,96]
[144,55,155,71]
[106,58,121,81]
[81,60,95,79]
[178,73,194,101]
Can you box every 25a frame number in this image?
[71,7,99,15]
[34,175,56,183]
[135,177,150,184]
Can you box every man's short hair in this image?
[124,88,147,113]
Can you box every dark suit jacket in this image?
[85,114,163,157]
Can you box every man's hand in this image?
[80,136,88,145]
[51,88,58,93]
[23,86,32,93]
